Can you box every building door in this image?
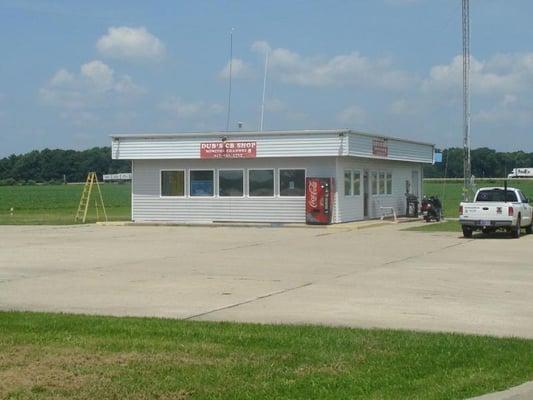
[363,170,369,218]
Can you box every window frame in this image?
[189,169,215,198]
[344,169,353,196]
[386,171,393,195]
[370,171,378,196]
[344,169,362,197]
[218,168,245,198]
[278,168,306,198]
[247,168,275,198]
[378,171,386,195]
[160,169,186,198]
[352,169,362,196]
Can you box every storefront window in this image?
[379,172,386,194]
[386,172,392,195]
[280,169,305,196]
[249,169,274,196]
[190,170,214,196]
[219,170,243,197]
[344,170,352,196]
[352,171,361,195]
[161,170,184,197]
[371,171,378,195]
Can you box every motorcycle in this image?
[421,196,442,222]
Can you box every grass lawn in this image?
[1,312,532,399]
[424,179,533,218]
[0,183,130,224]
[403,220,461,233]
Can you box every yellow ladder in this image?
[74,172,108,223]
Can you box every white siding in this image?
[132,157,336,223]
[113,133,347,160]
[347,133,433,163]
[112,131,433,164]
[335,157,423,222]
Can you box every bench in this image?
[380,206,397,222]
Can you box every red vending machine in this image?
[305,177,334,225]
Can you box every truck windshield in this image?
[475,189,517,202]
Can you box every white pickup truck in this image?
[459,187,533,238]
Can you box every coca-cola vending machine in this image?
[305,177,334,225]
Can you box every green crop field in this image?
[2,179,532,225]
[0,183,131,224]
[424,179,533,218]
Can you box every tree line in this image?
[425,147,533,178]
[0,146,532,184]
[0,147,129,185]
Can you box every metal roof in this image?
[111,129,434,147]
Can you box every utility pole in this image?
[462,0,472,200]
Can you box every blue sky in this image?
[1,0,532,156]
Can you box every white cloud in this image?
[416,52,533,134]
[389,98,418,115]
[159,97,223,120]
[422,53,533,96]
[40,60,142,110]
[336,105,367,125]
[473,94,532,125]
[251,40,271,54]
[81,60,115,90]
[49,69,75,86]
[251,41,414,90]
[218,58,252,79]
[96,26,165,61]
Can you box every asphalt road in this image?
[0,222,532,338]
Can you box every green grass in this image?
[0,312,532,400]
[0,183,130,224]
[403,220,461,232]
[424,179,533,217]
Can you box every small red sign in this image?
[372,138,388,157]
[200,141,257,159]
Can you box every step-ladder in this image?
[75,172,108,223]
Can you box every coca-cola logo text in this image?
[308,180,319,208]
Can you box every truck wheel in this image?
[462,226,473,238]
[526,223,532,235]
[512,217,521,239]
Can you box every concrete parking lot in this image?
[0,223,532,338]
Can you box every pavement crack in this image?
[184,282,313,320]
[381,240,473,267]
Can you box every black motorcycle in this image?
[420,196,442,222]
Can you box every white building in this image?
[111,129,434,224]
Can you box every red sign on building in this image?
[200,141,257,159]
[372,138,388,157]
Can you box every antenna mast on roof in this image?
[259,48,269,131]
[225,28,235,132]
[462,0,473,200]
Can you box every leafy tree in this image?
[0,147,129,183]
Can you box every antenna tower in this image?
[462,0,472,200]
